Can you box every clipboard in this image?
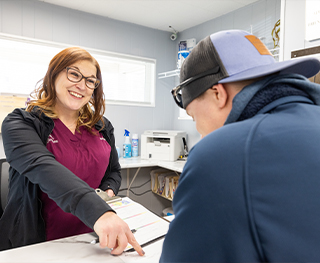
[95,188,122,204]
[108,197,170,252]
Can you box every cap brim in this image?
[218,56,320,83]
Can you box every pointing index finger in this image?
[127,230,145,256]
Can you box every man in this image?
[160,30,320,262]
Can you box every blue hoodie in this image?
[160,74,320,262]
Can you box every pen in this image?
[125,234,166,253]
[90,229,137,245]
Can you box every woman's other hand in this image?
[105,189,115,197]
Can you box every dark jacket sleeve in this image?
[99,117,121,195]
[1,109,114,229]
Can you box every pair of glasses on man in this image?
[66,67,101,89]
[171,66,220,108]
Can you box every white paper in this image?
[109,197,169,251]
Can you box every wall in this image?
[173,0,281,150]
[0,0,176,159]
[280,0,320,61]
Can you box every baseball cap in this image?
[173,29,320,109]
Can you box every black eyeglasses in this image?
[171,66,220,108]
[66,67,101,89]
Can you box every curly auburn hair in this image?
[26,46,105,133]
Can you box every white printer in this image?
[141,130,187,161]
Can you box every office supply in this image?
[150,168,168,193]
[149,168,180,200]
[123,129,132,158]
[182,137,189,157]
[95,188,122,203]
[125,234,166,253]
[131,134,139,157]
[108,197,169,251]
[90,237,99,245]
[90,196,169,251]
[90,229,137,245]
[141,130,187,161]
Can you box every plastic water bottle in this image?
[131,134,139,157]
[123,129,131,158]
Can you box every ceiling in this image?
[35,0,259,32]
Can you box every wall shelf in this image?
[158,69,180,79]
[152,190,173,201]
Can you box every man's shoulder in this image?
[186,117,268,167]
[196,120,255,149]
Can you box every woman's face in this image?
[54,60,97,116]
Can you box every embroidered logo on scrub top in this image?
[47,135,58,144]
[100,137,106,141]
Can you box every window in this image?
[94,52,156,107]
[0,33,156,107]
[0,34,62,96]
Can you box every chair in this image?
[0,158,9,216]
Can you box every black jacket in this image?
[0,107,121,251]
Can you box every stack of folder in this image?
[150,169,179,200]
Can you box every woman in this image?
[0,47,143,256]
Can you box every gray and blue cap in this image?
[177,29,320,109]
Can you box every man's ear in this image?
[211,83,228,109]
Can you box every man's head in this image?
[172,29,320,137]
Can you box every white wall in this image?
[0,0,176,158]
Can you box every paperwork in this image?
[109,197,170,252]
[119,238,165,262]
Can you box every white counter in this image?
[119,157,157,169]
[0,230,164,263]
[119,157,186,173]
[157,160,186,173]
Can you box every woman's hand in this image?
[93,211,145,256]
[105,189,115,197]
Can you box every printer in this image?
[141,130,187,161]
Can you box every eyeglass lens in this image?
[66,67,100,89]
[171,66,220,108]
[173,88,183,108]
